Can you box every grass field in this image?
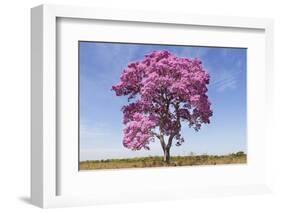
[79,151,247,170]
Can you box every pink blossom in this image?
[112,50,212,156]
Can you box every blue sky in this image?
[79,41,247,161]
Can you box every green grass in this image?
[79,151,247,170]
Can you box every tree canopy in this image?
[112,50,212,155]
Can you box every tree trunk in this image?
[163,147,170,164]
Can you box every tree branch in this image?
[167,102,181,149]
[159,134,166,151]
[151,131,160,139]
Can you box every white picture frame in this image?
[31,4,274,208]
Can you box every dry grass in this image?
[79,151,247,170]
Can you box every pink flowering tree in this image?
[112,50,212,163]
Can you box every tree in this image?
[112,50,212,163]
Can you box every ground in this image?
[79,152,246,170]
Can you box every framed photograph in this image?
[31,4,274,208]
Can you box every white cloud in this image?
[80,122,108,137]
[210,66,243,92]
